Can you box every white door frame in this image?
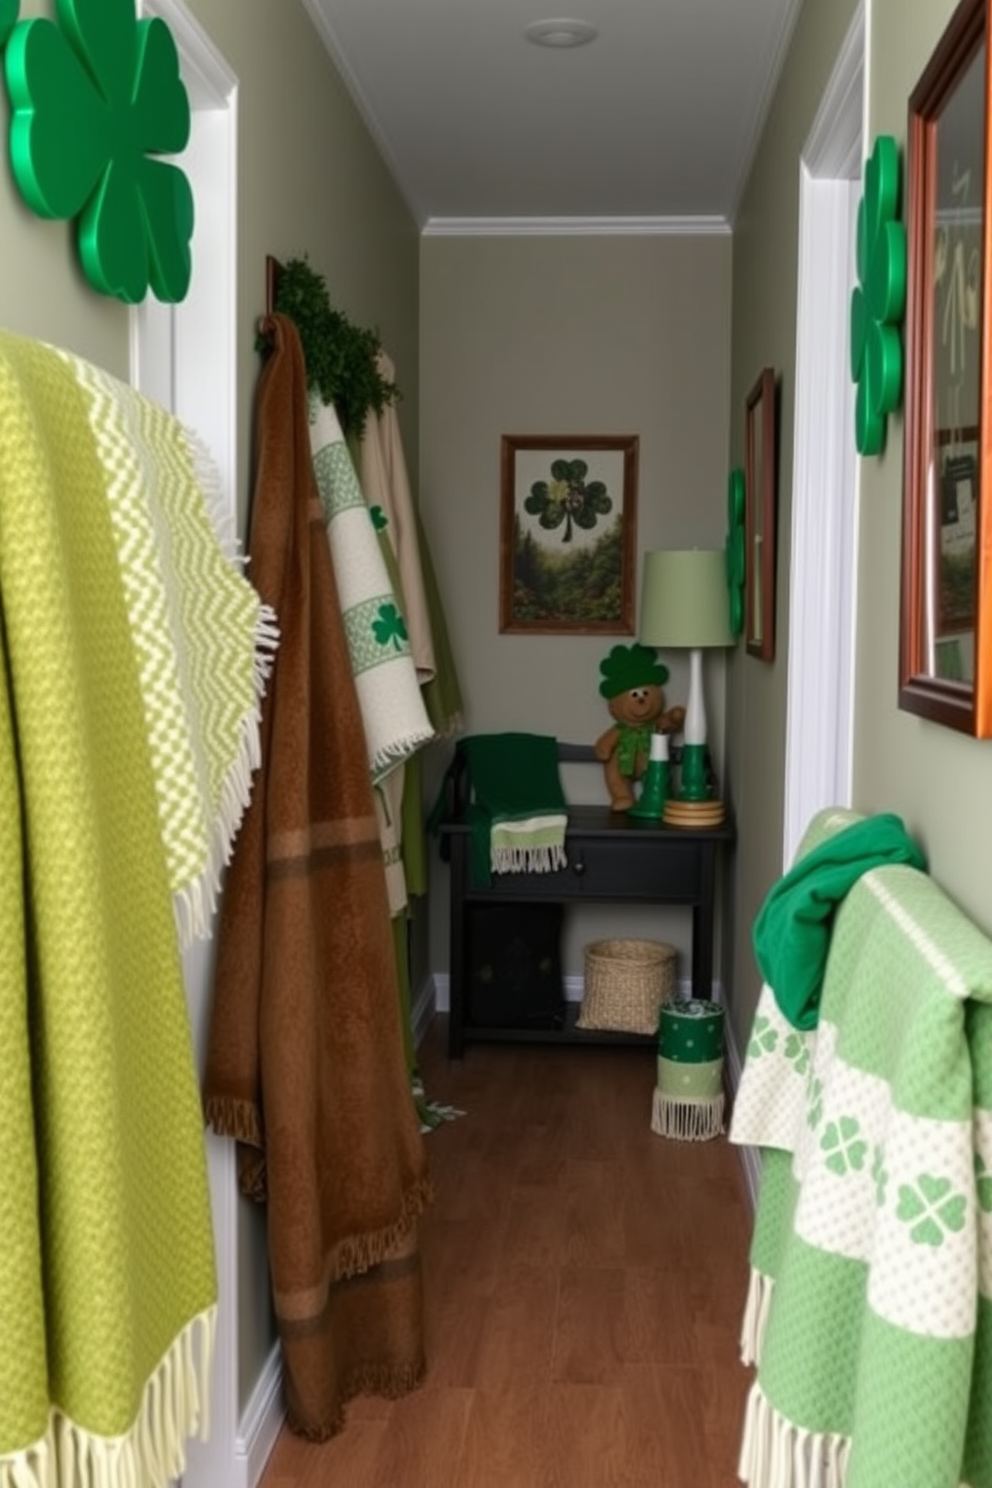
[130,9,281,1487]
[783,2,866,869]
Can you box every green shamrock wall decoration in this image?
[0,0,18,49]
[3,0,194,303]
[850,134,906,456]
[725,467,745,637]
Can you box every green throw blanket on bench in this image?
[731,806,992,1488]
[456,733,568,888]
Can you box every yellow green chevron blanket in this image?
[730,807,992,1488]
[0,328,270,1486]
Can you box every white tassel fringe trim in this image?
[651,1088,724,1141]
[168,428,281,950]
[491,844,568,875]
[170,594,280,950]
[370,728,437,785]
[739,1379,850,1488]
[740,1266,775,1367]
[0,1306,216,1488]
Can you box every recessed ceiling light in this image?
[525,18,598,49]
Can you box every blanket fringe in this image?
[491,844,568,875]
[172,598,280,949]
[184,426,243,566]
[650,1089,724,1142]
[0,1438,54,1488]
[169,426,281,950]
[203,1094,264,1148]
[739,1379,850,1488]
[740,1266,774,1367]
[286,1358,427,1444]
[371,731,436,786]
[0,1307,216,1488]
[325,1175,434,1284]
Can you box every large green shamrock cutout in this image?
[4,0,193,303]
[850,134,906,456]
[725,467,745,637]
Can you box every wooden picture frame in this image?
[499,434,638,634]
[899,0,992,733]
[745,369,777,661]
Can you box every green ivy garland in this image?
[268,255,399,437]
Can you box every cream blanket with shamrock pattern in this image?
[309,393,433,786]
[730,807,992,1488]
[309,394,433,915]
[0,327,274,1487]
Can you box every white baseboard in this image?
[426,972,605,1013]
[432,972,450,1014]
[412,975,437,1046]
[428,972,724,1013]
[236,1342,284,1488]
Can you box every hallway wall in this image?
[419,232,734,980]
[0,0,422,1443]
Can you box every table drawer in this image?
[465,860,578,900]
[566,835,702,900]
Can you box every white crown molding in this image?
[422,215,732,239]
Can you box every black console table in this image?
[437,744,735,1058]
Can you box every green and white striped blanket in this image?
[730,808,992,1488]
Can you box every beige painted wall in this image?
[186,0,421,531]
[182,0,421,1411]
[0,0,421,1420]
[725,0,860,1054]
[419,234,733,980]
[726,0,992,1066]
[854,0,992,919]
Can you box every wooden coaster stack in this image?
[662,797,726,828]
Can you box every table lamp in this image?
[638,549,733,825]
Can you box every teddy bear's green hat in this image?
[598,643,669,698]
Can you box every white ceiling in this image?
[301,0,806,233]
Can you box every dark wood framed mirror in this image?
[745,367,777,661]
[900,0,992,734]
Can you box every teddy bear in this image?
[594,643,686,811]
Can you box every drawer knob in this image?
[572,854,586,876]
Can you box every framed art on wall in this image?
[499,434,638,634]
[745,368,777,661]
[899,0,992,734]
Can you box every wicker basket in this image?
[577,938,677,1034]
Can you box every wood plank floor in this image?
[260,1015,754,1487]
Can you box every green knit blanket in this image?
[457,733,567,888]
[752,809,926,1029]
[730,807,992,1488]
[0,328,269,1485]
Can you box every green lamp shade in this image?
[639,549,734,648]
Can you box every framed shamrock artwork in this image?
[499,433,639,634]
